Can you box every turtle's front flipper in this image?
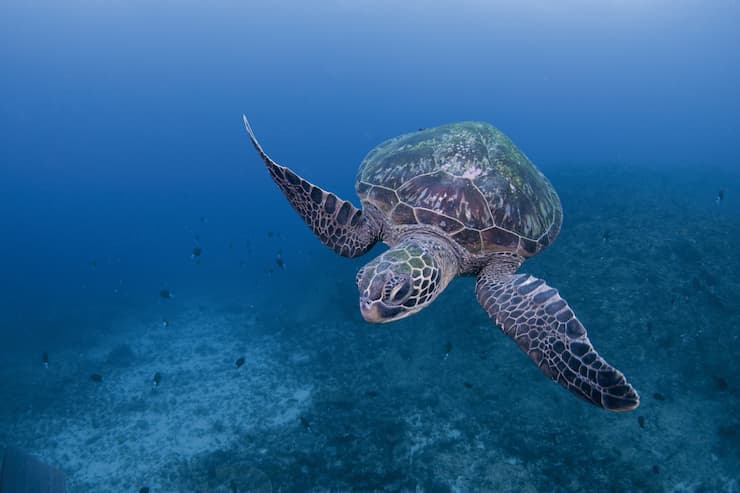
[476,265,639,411]
[243,115,380,257]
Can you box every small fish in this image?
[191,246,202,259]
[652,465,660,475]
[714,376,728,391]
[418,128,426,131]
[444,341,452,359]
[365,390,379,398]
[653,392,666,401]
[152,372,161,387]
[463,382,473,389]
[90,374,103,383]
[716,189,725,205]
[229,480,238,493]
[602,230,611,243]
[159,289,174,299]
[235,356,245,368]
[162,319,169,328]
[90,260,97,270]
[42,351,49,369]
[139,487,150,493]
[637,415,645,429]
[276,251,285,270]
[299,416,312,432]
[267,231,274,238]
[200,216,207,223]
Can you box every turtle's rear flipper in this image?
[1,447,66,493]
[476,267,639,411]
[243,115,380,257]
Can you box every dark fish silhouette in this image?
[638,415,645,429]
[140,487,150,493]
[299,416,312,432]
[162,319,169,328]
[230,480,238,493]
[714,376,728,391]
[152,372,161,387]
[602,230,611,243]
[200,216,207,223]
[192,246,202,259]
[90,260,97,270]
[444,341,452,359]
[159,289,174,299]
[716,189,725,204]
[235,357,245,368]
[42,351,49,369]
[653,392,666,401]
[276,251,285,269]
[464,382,473,389]
[90,374,103,383]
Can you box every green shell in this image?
[355,121,562,256]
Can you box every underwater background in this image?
[1,1,739,491]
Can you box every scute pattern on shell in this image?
[355,122,562,257]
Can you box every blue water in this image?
[1,1,739,492]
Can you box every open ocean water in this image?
[1,1,739,492]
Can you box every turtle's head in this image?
[356,238,453,323]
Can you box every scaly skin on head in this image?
[356,236,459,322]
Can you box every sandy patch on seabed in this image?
[0,304,309,492]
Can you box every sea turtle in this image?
[242,116,639,411]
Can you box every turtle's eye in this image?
[383,277,412,304]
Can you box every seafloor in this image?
[1,163,738,492]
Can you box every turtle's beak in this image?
[360,297,404,323]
